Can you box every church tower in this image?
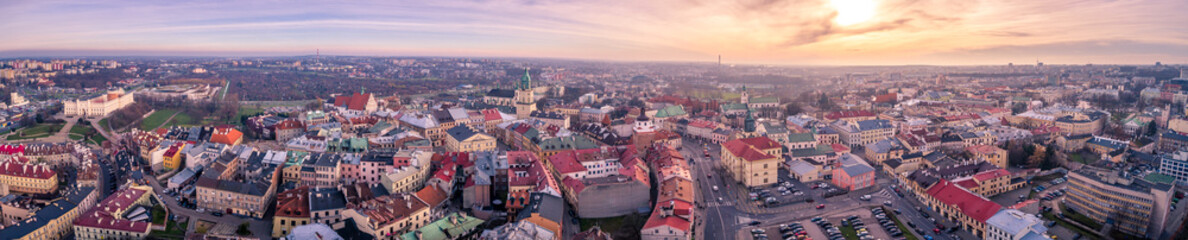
[740,85,750,104]
[515,68,537,119]
[632,107,657,151]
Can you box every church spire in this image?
[519,68,532,90]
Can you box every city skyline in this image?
[2,0,1188,65]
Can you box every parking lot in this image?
[742,169,849,209]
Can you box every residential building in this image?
[0,187,98,240]
[641,199,694,240]
[831,119,895,148]
[0,160,58,195]
[921,179,1002,238]
[342,193,432,238]
[73,185,160,240]
[272,186,310,238]
[309,188,348,229]
[966,145,1008,168]
[515,193,566,240]
[381,150,433,193]
[445,125,496,152]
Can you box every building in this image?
[0,187,98,240]
[285,223,344,240]
[479,220,555,240]
[445,125,496,152]
[194,153,279,218]
[342,193,432,238]
[984,209,1050,240]
[721,137,782,187]
[966,145,1008,169]
[831,119,895,148]
[309,188,348,229]
[550,147,651,218]
[73,185,161,240]
[1064,167,1173,238]
[785,158,823,182]
[209,127,244,146]
[1160,150,1188,185]
[400,213,485,240]
[380,150,433,194]
[640,199,694,240]
[0,160,58,195]
[333,91,378,113]
[63,89,135,118]
[272,186,310,238]
[514,69,538,119]
[515,193,565,240]
[921,179,1002,238]
[530,111,570,129]
[831,154,875,191]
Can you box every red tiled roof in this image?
[738,137,781,150]
[415,185,449,207]
[562,176,586,194]
[276,186,310,218]
[722,139,776,162]
[209,127,243,145]
[0,144,25,155]
[274,119,305,130]
[953,178,980,189]
[925,179,1002,222]
[831,144,850,153]
[641,200,693,231]
[688,120,716,129]
[972,169,1011,182]
[0,161,55,179]
[482,109,504,121]
[74,187,153,233]
[334,93,373,111]
[548,150,589,174]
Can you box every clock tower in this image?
[515,68,537,119]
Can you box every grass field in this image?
[140,109,179,130]
[6,123,63,140]
[98,118,109,131]
[882,207,920,240]
[839,225,859,240]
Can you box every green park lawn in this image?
[140,109,179,130]
[5,123,63,140]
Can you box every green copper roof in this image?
[787,132,816,142]
[751,97,778,104]
[654,105,688,118]
[400,213,485,240]
[519,68,532,90]
[721,103,748,110]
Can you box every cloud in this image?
[0,0,1185,64]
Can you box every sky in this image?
[1,0,1186,65]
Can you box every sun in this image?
[830,0,878,26]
